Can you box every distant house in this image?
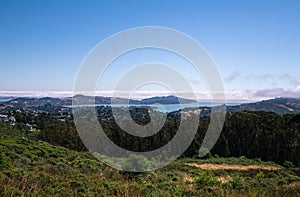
[0,114,8,119]
[8,116,16,122]
[0,115,16,123]
[0,114,8,122]
[25,123,33,130]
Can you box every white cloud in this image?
[224,72,300,91]
[0,87,300,102]
[293,85,300,92]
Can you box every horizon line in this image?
[0,90,299,103]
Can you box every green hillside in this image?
[0,123,299,196]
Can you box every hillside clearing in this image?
[186,163,282,171]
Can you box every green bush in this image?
[256,171,265,182]
[121,154,154,172]
[283,161,294,168]
[195,170,220,188]
[231,173,244,190]
[0,148,11,170]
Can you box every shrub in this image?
[198,147,212,158]
[283,161,294,168]
[256,171,265,182]
[0,148,11,170]
[195,170,220,188]
[231,173,244,190]
[121,154,153,172]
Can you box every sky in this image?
[0,0,300,101]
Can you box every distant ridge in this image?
[72,94,196,105]
[139,95,196,104]
[1,96,300,115]
[227,97,300,115]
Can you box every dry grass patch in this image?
[182,173,194,190]
[186,163,281,171]
[217,175,232,184]
[182,173,193,183]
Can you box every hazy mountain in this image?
[174,97,300,117]
[227,97,300,115]
[1,96,300,115]
[139,95,196,104]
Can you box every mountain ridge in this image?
[1,96,300,115]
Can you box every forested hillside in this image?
[37,110,300,166]
[0,123,299,196]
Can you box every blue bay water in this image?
[68,102,241,113]
[0,98,14,103]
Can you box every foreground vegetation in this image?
[0,123,299,196]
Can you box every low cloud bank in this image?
[0,86,300,102]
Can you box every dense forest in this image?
[31,107,300,167]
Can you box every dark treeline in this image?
[196,111,300,166]
[37,108,300,166]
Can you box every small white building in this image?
[25,123,33,130]
[8,116,16,122]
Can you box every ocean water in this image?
[0,98,13,103]
[69,102,241,113]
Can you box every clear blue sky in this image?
[0,0,300,100]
